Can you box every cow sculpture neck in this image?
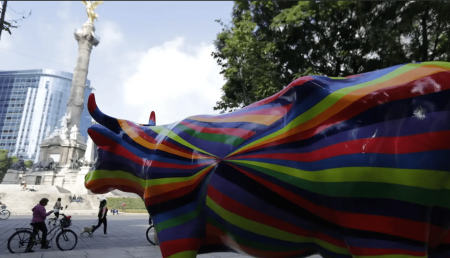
[85,62,450,258]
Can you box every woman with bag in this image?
[92,199,108,236]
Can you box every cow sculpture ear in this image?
[149,111,156,126]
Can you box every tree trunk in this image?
[0,1,7,41]
[421,2,429,61]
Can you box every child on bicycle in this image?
[26,198,54,252]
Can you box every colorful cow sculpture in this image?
[85,62,450,258]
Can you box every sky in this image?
[0,1,235,125]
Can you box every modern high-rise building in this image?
[0,69,93,162]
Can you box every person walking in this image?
[69,195,72,203]
[52,198,62,226]
[26,198,54,252]
[92,199,108,236]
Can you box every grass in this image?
[106,197,147,213]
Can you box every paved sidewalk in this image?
[0,214,321,258]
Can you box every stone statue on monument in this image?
[81,1,104,23]
[70,125,79,140]
[60,113,71,129]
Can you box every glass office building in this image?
[0,69,93,162]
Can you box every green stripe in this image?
[151,126,218,157]
[230,160,448,190]
[230,162,442,207]
[155,201,202,233]
[175,124,245,146]
[206,196,349,254]
[167,251,197,258]
[86,165,214,187]
[207,217,309,252]
[228,62,444,156]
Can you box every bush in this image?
[106,197,146,212]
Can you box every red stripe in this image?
[179,121,256,139]
[87,183,144,197]
[207,185,347,248]
[98,140,214,169]
[244,77,313,109]
[229,130,450,162]
[88,129,118,147]
[144,166,214,206]
[227,163,441,242]
[126,120,211,158]
[349,246,426,256]
[150,111,156,123]
[87,94,97,113]
[124,120,157,144]
[206,223,313,258]
[233,72,450,155]
[159,238,202,257]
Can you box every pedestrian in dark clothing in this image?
[92,199,108,236]
[26,198,54,252]
[69,195,72,203]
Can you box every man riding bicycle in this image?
[26,198,54,252]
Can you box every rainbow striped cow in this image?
[85,62,450,258]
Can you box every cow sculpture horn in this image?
[87,93,122,134]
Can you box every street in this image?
[0,214,321,258]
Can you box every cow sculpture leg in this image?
[157,217,205,258]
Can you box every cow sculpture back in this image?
[85,62,450,258]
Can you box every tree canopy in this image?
[212,1,450,113]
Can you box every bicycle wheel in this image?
[7,230,33,253]
[146,225,155,245]
[0,209,11,220]
[56,229,77,251]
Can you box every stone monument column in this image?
[67,21,100,130]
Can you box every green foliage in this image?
[24,160,33,168]
[10,156,18,164]
[0,149,10,182]
[212,1,450,112]
[106,197,147,212]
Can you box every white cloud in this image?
[122,37,224,125]
[96,20,124,55]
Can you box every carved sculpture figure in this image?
[84,62,450,258]
[81,1,103,23]
[10,159,26,171]
[33,158,55,171]
[70,124,79,140]
[60,113,71,129]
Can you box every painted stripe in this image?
[229,160,448,190]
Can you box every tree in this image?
[0,149,10,183]
[25,160,33,168]
[212,1,450,113]
[0,1,32,41]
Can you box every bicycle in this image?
[7,213,78,253]
[0,204,11,220]
[146,217,159,246]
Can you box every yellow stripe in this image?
[189,115,282,126]
[229,160,449,190]
[206,196,349,255]
[118,120,213,159]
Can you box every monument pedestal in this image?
[1,169,25,184]
[39,134,86,165]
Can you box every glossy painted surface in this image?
[85,62,450,258]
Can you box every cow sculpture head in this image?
[84,93,218,205]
